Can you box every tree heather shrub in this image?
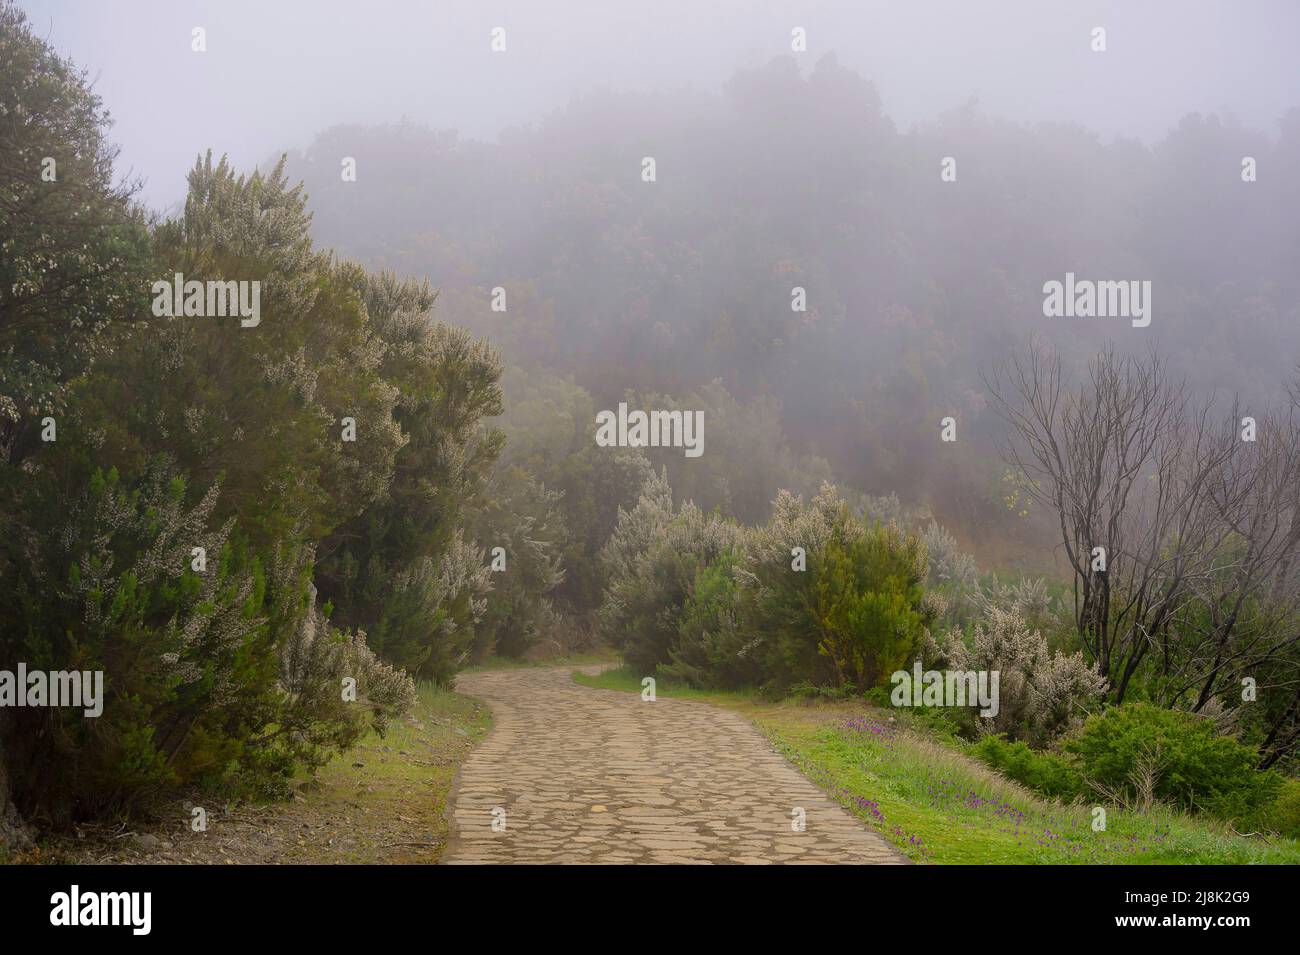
[615,481,936,692]
[0,7,518,829]
[977,575,1060,635]
[1066,703,1281,818]
[361,531,493,683]
[469,466,567,661]
[943,606,1107,747]
[921,521,981,627]
[275,585,416,792]
[598,467,675,583]
[4,459,415,819]
[745,483,924,689]
[5,461,267,820]
[661,549,761,689]
[747,483,862,575]
[808,525,931,690]
[599,496,741,675]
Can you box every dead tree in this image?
[985,344,1300,768]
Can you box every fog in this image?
[8,0,1300,859]
[18,0,1298,552]
[19,0,1300,211]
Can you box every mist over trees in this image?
[281,54,1300,561]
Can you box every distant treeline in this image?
[282,53,1300,552]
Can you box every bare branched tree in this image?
[986,345,1300,767]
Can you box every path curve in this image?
[441,666,905,864]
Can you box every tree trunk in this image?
[0,726,35,854]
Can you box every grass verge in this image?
[462,648,619,673]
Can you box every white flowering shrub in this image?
[747,482,863,572]
[0,13,501,830]
[858,492,908,528]
[599,481,742,673]
[598,467,674,583]
[470,466,567,660]
[747,487,932,691]
[2,459,291,816]
[921,521,982,626]
[365,532,493,683]
[313,271,505,683]
[943,606,1108,747]
[604,483,931,692]
[279,582,416,760]
[978,575,1061,634]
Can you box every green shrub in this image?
[1067,703,1280,817]
[2,459,415,823]
[971,735,1085,801]
[744,485,931,690]
[599,499,741,675]
[469,467,566,661]
[809,526,931,690]
[1232,776,1300,839]
[744,484,864,688]
[661,550,761,688]
[1263,778,1300,839]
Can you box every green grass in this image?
[572,665,737,699]
[575,666,1300,865]
[463,648,619,673]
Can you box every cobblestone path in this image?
[442,666,904,864]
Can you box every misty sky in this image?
[18,0,1300,212]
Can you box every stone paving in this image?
[441,666,905,864]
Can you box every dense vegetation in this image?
[0,6,561,834]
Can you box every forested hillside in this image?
[281,54,1300,555]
